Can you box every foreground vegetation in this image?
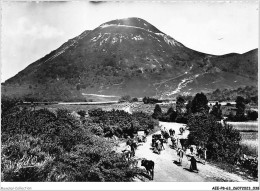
[1,99,157,182]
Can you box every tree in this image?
[152,104,162,119]
[186,100,192,115]
[176,96,185,115]
[143,97,148,104]
[166,107,177,122]
[175,96,188,123]
[191,93,209,114]
[235,96,246,121]
[210,102,222,120]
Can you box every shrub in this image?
[131,97,138,102]
[187,113,241,163]
[77,110,87,118]
[247,110,258,121]
[1,108,145,181]
[119,95,131,103]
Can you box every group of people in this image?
[122,137,138,160]
[152,135,165,154]
[159,125,207,172]
[122,126,207,173]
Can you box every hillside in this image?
[206,86,258,103]
[2,17,258,101]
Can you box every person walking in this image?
[159,137,165,150]
[130,140,137,157]
[186,147,199,172]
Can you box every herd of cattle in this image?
[121,126,258,180]
[121,126,208,180]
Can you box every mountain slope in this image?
[2,17,258,101]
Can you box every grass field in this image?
[34,102,165,115]
[240,139,258,157]
[226,121,258,132]
[226,121,258,156]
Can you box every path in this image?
[123,122,251,182]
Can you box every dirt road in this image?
[127,122,251,182]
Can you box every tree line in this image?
[206,86,257,105]
[151,93,258,122]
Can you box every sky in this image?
[1,1,259,82]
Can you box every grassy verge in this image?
[208,160,258,182]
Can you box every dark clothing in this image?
[169,129,173,136]
[159,138,165,150]
[190,156,198,171]
[130,141,137,156]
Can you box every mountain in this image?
[2,17,258,101]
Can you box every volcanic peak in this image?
[99,17,163,34]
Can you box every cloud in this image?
[6,17,64,39]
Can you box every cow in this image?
[179,139,188,150]
[169,128,174,136]
[141,159,155,180]
[177,148,185,165]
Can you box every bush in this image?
[1,108,145,182]
[119,95,131,103]
[187,113,241,163]
[131,97,138,102]
[77,110,86,117]
[247,110,258,121]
